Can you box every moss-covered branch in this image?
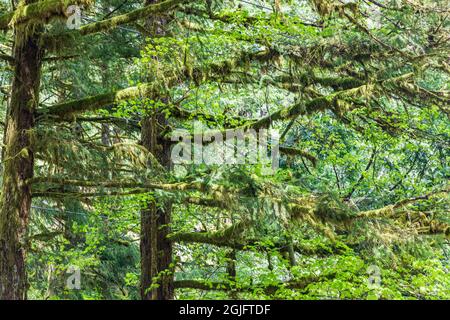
[28,176,247,199]
[168,222,249,249]
[169,227,349,257]
[40,0,190,44]
[170,105,254,128]
[77,0,188,36]
[0,0,91,30]
[242,73,415,131]
[38,82,162,120]
[174,273,336,294]
[359,187,450,219]
[182,196,229,208]
[28,177,206,192]
[32,189,149,198]
[178,7,323,28]
[355,188,450,236]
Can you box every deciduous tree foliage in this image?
[0,0,448,300]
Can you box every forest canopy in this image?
[0,0,449,300]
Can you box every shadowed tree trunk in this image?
[140,115,174,300]
[140,0,173,299]
[0,3,43,299]
[226,250,238,299]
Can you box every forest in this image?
[0,0,448,300]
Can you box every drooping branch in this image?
[265,90,368,128]
[182,81,375,145]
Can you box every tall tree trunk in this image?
[140,115,173,300]
[139,0,174,300]
[0,13,43,299]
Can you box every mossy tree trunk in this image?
[140,0,173,299]
[0,10,43,299]
[140,114,174,300]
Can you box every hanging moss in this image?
[310,0,335,17]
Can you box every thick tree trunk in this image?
[139,0,174,300]
[0,16,43,299]
[140,114,173,300]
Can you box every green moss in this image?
[1,0,93,30]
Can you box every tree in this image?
[0,0,189,299]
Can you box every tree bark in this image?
[0,11,43,299]
[140,114,174,300]
[139,0,174,301]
